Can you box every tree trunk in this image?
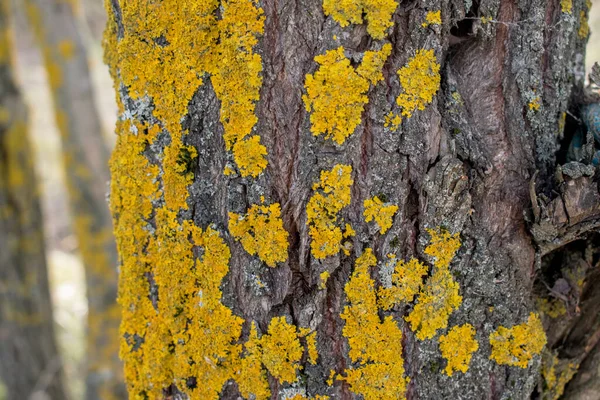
[0,2,68,398]
[104,0,598,399]
[21,1,124,399]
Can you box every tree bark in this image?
[0,2,68,398]
[104,0,598,399]
[21,1,124,399]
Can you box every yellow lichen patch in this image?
[260,316,304,384]
[322,0,398,40]
[306,164,354,259]
[395,49,441,119]
[340,249,408,399]
[357,44,392,85]
[385,111,401,131]
[579,9,590,38]
[541,349,579,400]
[303,47,370,145]
[560,0,573,14]
[306,331,319,364]
[229,202,289,267]
[422,11,442,27]
[423,228,461,269]
[536,298,566,319]
[319,271,330,289]
[234,323,270,400]
[489,313,547,368]
[363,195,398,234]
[115,0,267,179]
[378,258,428,309]
[529,97,541,111]
[439,324,479,376]
[57,39,75,60]
[405,266,462,340]
[232,135,268,177]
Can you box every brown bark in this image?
[0,2,68,398]
[105,0,598,399]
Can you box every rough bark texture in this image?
[21,1,124,399]
[0,2,68,398]
[105,0,599,399]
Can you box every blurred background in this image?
[0,1,598,399]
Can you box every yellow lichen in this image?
[405,228,462,340]
[489,313,547,368]
[340,249,408,399]
[306,164,354,259]
[229,202,289,267]
[384,111,401,131]
[57,39,75,59]
[378,258,428,309]
[422,11,442,27]
[260,316,304,384]
[536,298,566,319]
[579,4,590,39]
[303,47,370,145]
[560,0,573,14]
[356,44,392,85]
[306,331,319,365]
[319,271,330,289]
[395,49,441,119]
[529,97,541,111]
[235,323,270,400]
[363,195,398,234]
[541,349,579,400]
[322,0,398,39]
[439,324,479,376]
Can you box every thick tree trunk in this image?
[104,0,598,399]
[21,1,124,398]
[0,2,68,398]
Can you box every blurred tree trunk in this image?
[19,0,125,399]
[0,2,68,398]
[104,0,599,399]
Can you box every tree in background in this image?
[105,0,599,399]
[17,0,125,398]
[0,1,68,398]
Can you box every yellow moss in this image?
[489,312,547,368]
[322,0,398,39]
[384,111,401,131]
[541,349,579,400]
[306,164,354,259]
[561,0,573,14]
[536,298,566,319]
[423,228,461,269]
[319,271,331,289]
[306,331,319,365]
[303,47,370,145]
[529,97,541,111]
[340,249,408,399]
[363,195,398,234]
[356,44,392,85]
[378,258,428,309]
[229,202,289,267]
[395,49,441,119]
[260,316,304,383]
[439,324,479,376]
[422,11,442,27]
[57,39,75,60]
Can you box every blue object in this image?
[593,150,600,166]
[582,103,600,145]
[567,129,585,162]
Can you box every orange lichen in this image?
[395,49,441,119]
[306,165,354,259]
[229,202,289,267]
[439,324,479,376]
[340,249,408,399]
[303,47,370,145]
[405,228,462,340]
[378,258,428,309]
[421,11,442,27]
[322,0,398,39]
[489,312,547,368]
[363,195,398,234]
